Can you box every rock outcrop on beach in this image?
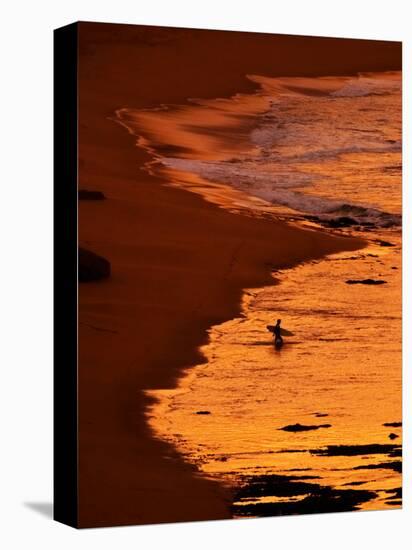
[354,461,402,473]
[232,473,377,516]
[383,421,402,427]
[79,247,111,282]
[377,240,395,247]
[279,423,332,432]
[303,215,358,228]
[78,189,106,200]
[310,443,401,457]
[309,444,403,474]
[345,278,387,285]
[326,216,358,228]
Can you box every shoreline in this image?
[145,233,402,516]
[77,22,400,527]
[78,123,366,526]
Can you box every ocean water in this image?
[116,71,402,515]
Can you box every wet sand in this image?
[77,22,400,527]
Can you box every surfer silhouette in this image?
[273,319,283,347]
[266,318,288,347]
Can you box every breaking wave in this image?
[117,71,402,230]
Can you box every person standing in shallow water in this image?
[274,319,283,346]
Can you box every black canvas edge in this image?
[53,22,79,528]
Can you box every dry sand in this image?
[77,22,400,527]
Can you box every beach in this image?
[77,23,401,527]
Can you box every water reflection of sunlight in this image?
[139,71,401,517]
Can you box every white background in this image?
[0,0,410,548]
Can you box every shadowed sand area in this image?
[77,22,400,527]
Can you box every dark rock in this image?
[153,144,192,156]
[354,461,402,473]
[78,189,106,200]
[234,474,322,500]
[310,444,401,457]
[79,248,111,282]
[314,412,329,417]
[377,240,395,247]
[385,499,402,506]
[326,216,357,228]
[383,421,402,428]
[388,433,399,440]
[388,448,402,458]
[195,410,211,415]
[279,423,331,432]
[345,279,387,285]
[385,487,402,499]
[232,474,376,517]
[232,489,376,516]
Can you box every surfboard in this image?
[267,325,294,336]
